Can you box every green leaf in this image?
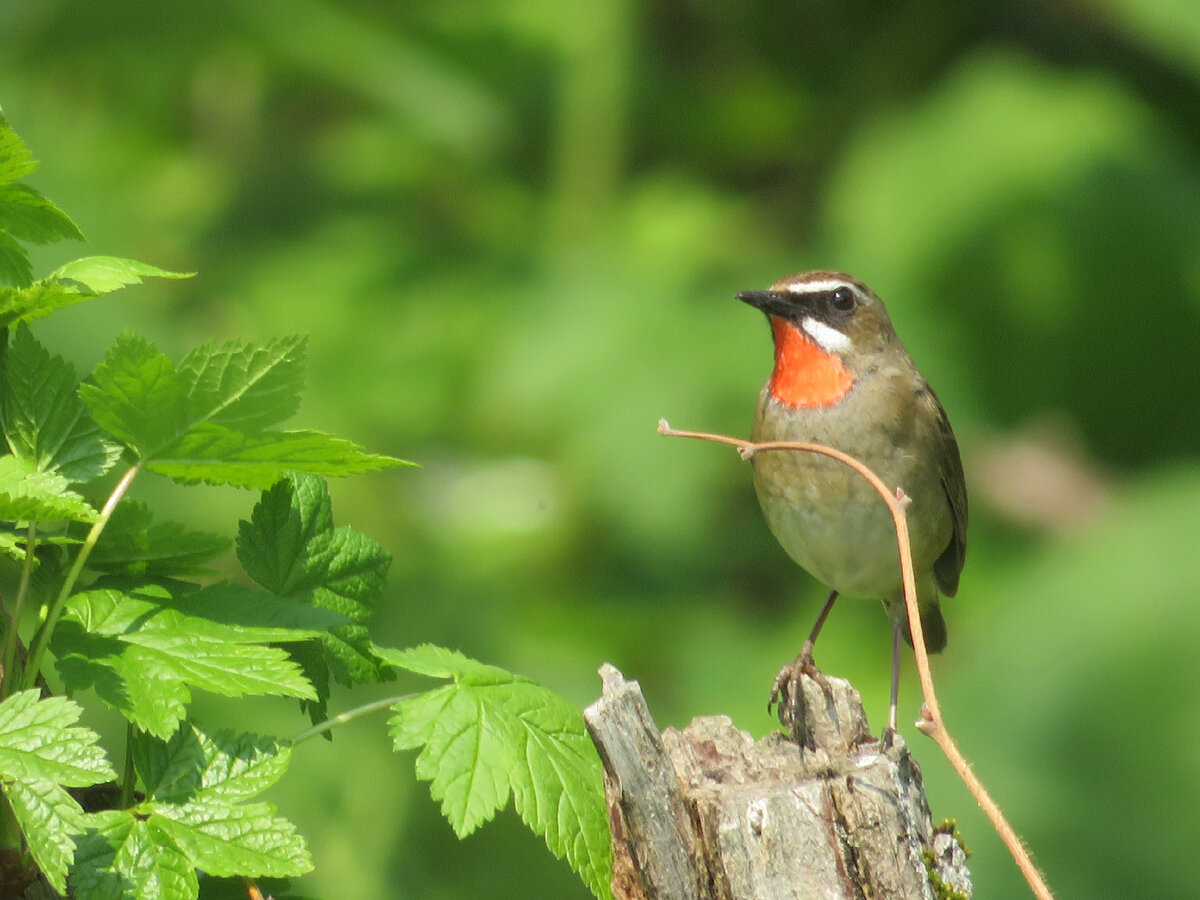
[0,258,190,324]
[193,729,292,802]
[0,690,116,785]
[383,645,613,899]
[81,332,409,484]
[0,183,84,245]
[51,255,192,295]
[0,231,30,287]
[237,475,393,723]
[80,332,190,456]
[237,473,332,595]
[0,691,118,893]
[6,778,86,893]
[172,582,349,635]
[134,723,291,805]
[94,724,311,892]
[133,722,207,804]
[0,529,26,561]
[72,809,199,900]
[0,116,38,184]
[86,502,229,576]
[2,323,122,481]
[148,424,407,488]
[0,455,98,522]
[152,799,310,879]
[52,586,317,738]
[177,335,305,433]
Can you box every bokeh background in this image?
[5,1,1200,897]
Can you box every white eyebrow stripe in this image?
[784,279,854,294]
[801,316,853,354]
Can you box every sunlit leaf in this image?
[2,324,121,481]
[0,691,117,893]
[383,645,613,899]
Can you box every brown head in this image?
[737,271,902,409]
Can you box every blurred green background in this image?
[5,0,1200,897]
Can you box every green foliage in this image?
[0,115,615,900]
[0,691,117,893]
[71,724,309,899]
[52,585,320,739]
[4,5,1200,896]
[3,324,122,482]
[239,474,394,723]
[79,332,402,487]
[383,645,613,900]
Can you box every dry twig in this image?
[658,418,1054,900]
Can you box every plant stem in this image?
[658,419,1056,900]
[119,722,137,809]
[22,463,141,691]
[291,694,416,746]
[0,522,37,697]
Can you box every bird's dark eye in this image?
[830,286,857,314]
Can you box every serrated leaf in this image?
[0,455,98,522]
[0,690,117,786]
[2,323,122,481]
[133,723,208,804]
[0,117,38,184]
[152,799,311,878]
[0,257,189,324]
[6,778,87,893]
[0,529,25,561]
[148,424,408,489]
[237,475,393,724]
[286,640,330,726]
[172,582,348,635]
[51,256,192,295]
[72,810,199,900]
[0,230,31,287]
[52,587,316,738]
[106,724,308,890]
[177,336,305,433]
[80,332,190,456]
[87,502,229,576]
[0,691,116,893]
[237,474,333,595]
[80,333,409,489]
[134,723,291,806]
[379,642,516,682]
[193,729,292,802]
[0,183,84,245]
[0,278,82,324]
[384,646,613,898]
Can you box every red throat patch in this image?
[768,317,854,408]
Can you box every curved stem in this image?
[291,694,417,746]
[22,463,142,691]
[658,418,1055,900]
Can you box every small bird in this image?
[739,271,967,730]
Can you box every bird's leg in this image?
[888,620,902,733]
[769,590,838,719]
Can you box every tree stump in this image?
[583,663,971,900]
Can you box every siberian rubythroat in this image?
[739,271,967,729]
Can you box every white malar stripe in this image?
[785,279,853,295]
[801,316,852,354]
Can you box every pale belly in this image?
[751,437,951,599]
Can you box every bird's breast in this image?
[750,383,952,597]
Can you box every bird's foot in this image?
[768,645,823,730]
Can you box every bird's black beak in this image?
[736,289,799,319]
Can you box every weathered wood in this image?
[584,663,971,900]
